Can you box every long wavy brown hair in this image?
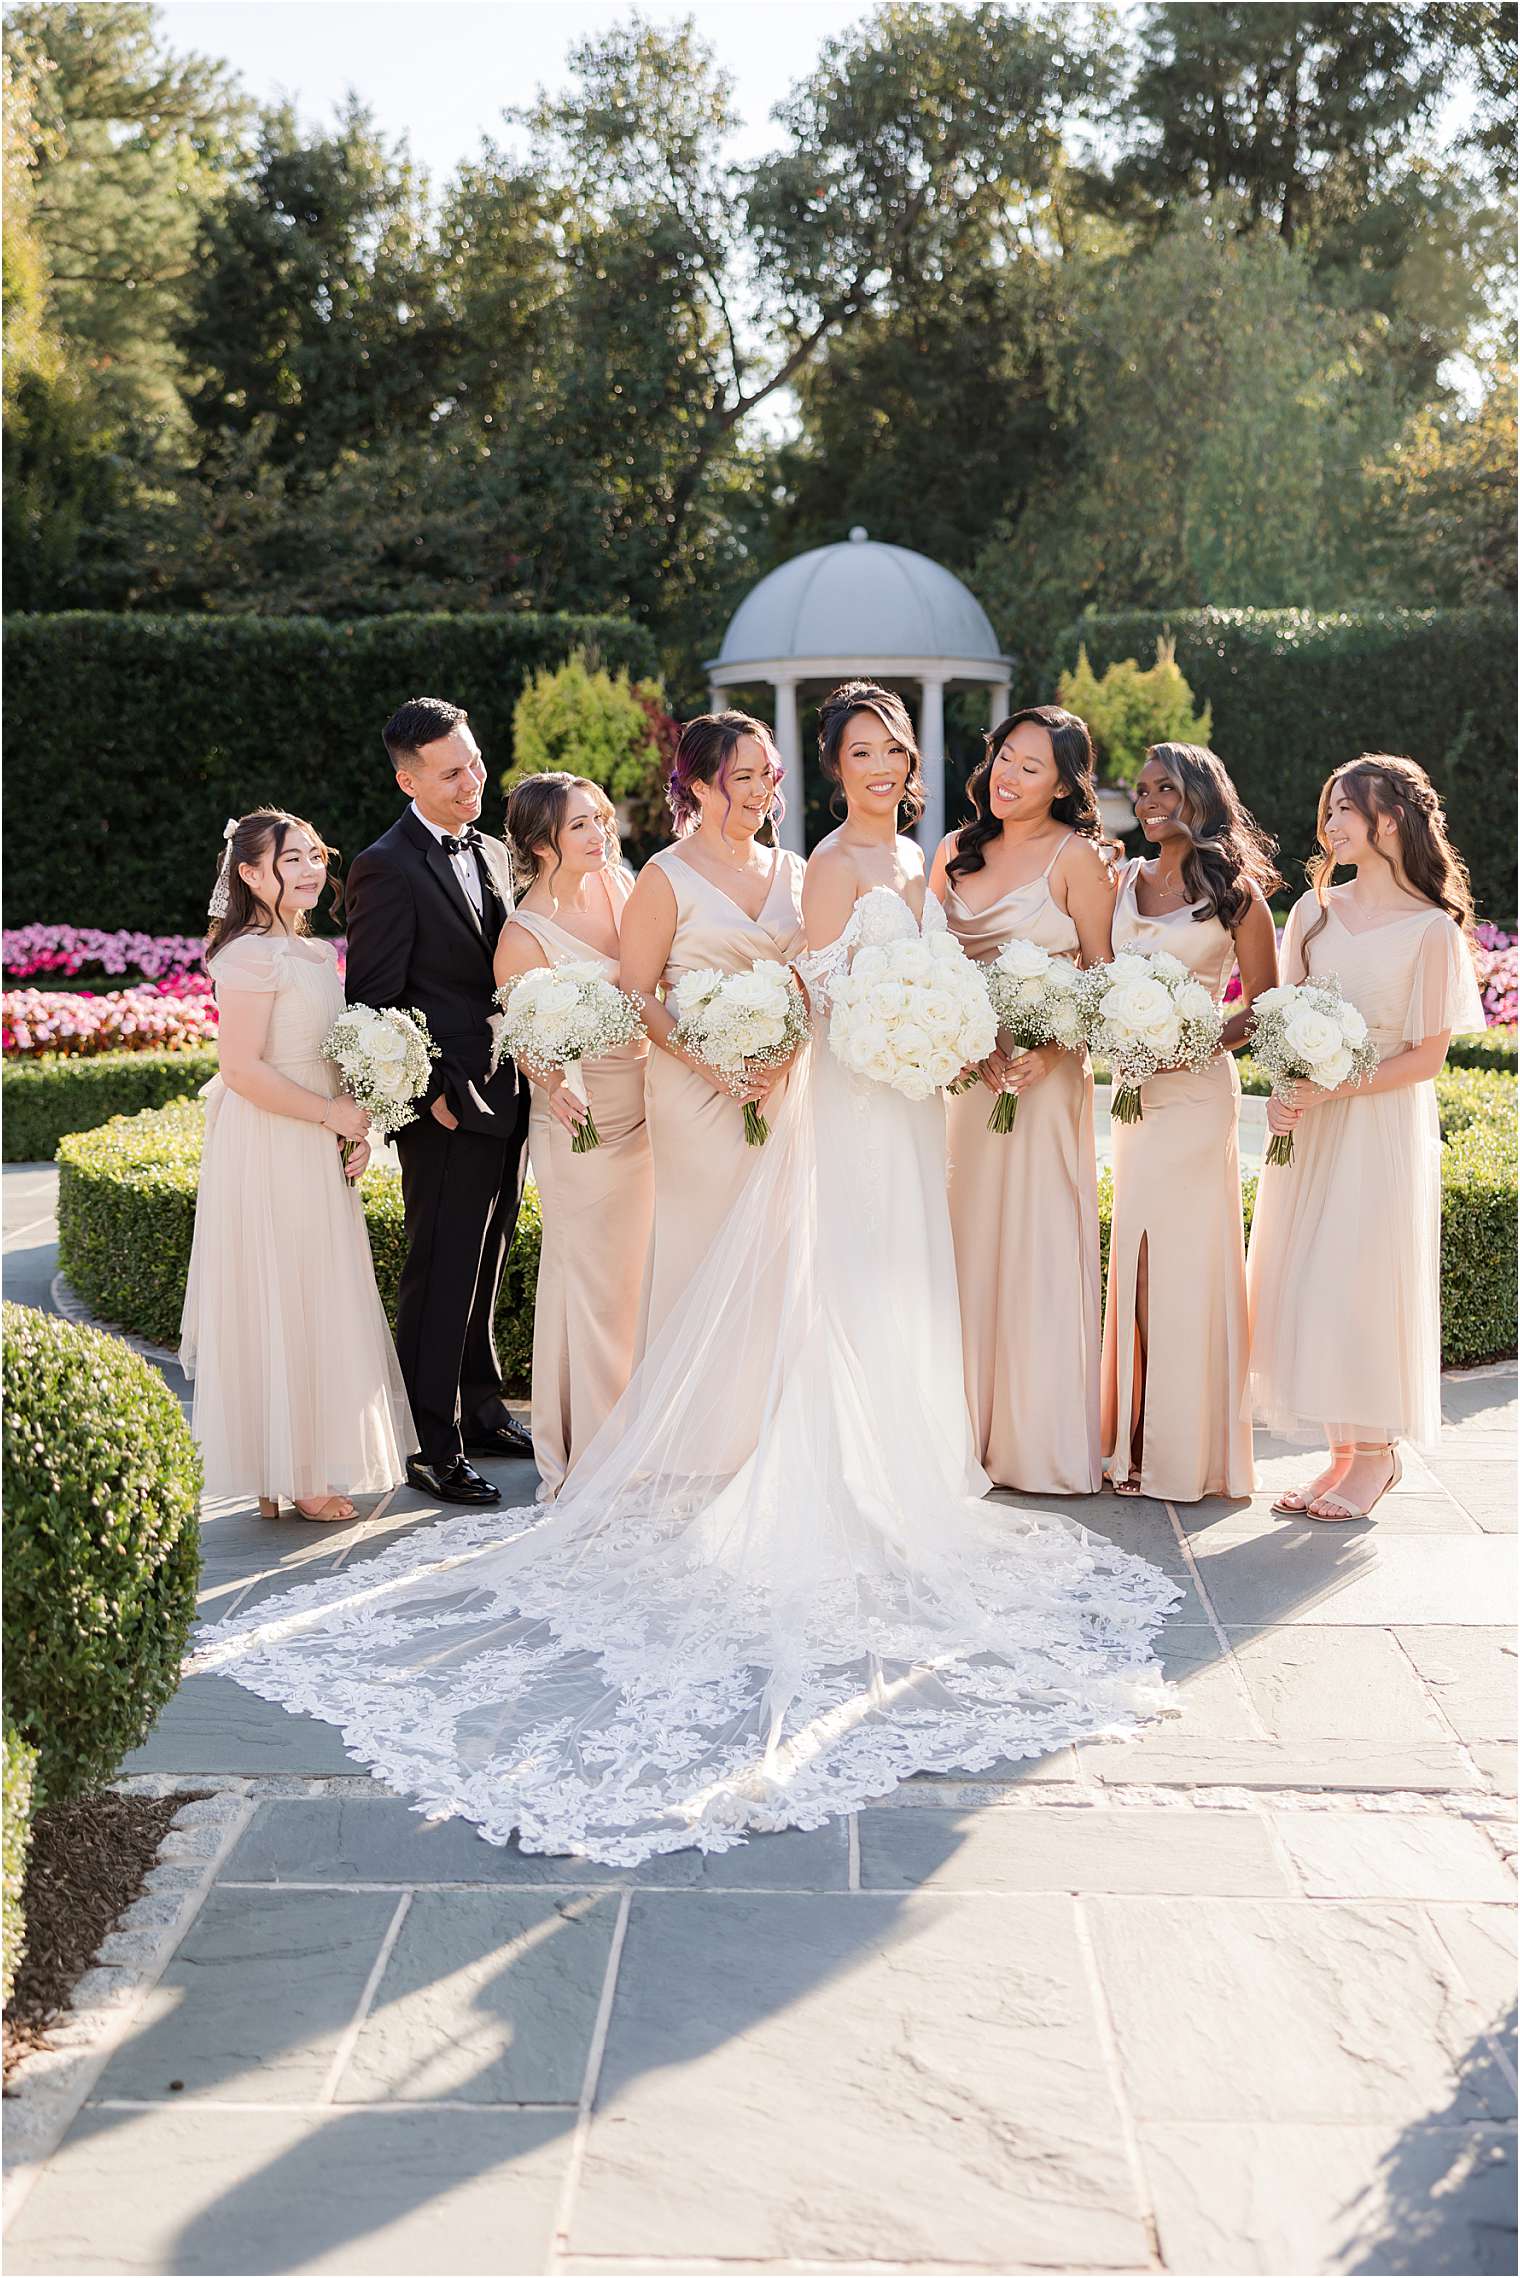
[816,681,925,828]
[1140,743,1281,930]
[204,809,341,961]
[506,771,620,895]
[1303,753,1476,952]
[947,706,1101,887]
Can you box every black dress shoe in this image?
[463,1415,534,1459]
[405,1454,502,1506]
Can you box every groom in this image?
[345,696,532,1506]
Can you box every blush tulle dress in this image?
[1246,891,1486,1449]
[179,931,414,1502]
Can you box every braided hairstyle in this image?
[1303,754,1475,952]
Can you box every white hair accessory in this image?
[207,815,241,921]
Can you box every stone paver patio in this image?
[3,1162,1515,2275]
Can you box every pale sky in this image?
[158,0,884,184]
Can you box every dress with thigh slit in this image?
[1098,861,1255,1502]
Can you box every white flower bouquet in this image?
[976,939,1089,1134]
[492,962,644,1153]
[1079,949,1223,1124]
[671,958,810,1144]
[829,930,997,1104]
[322,1004,439,1137]
[1245,977,1377,1167]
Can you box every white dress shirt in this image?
[411,800,483,920]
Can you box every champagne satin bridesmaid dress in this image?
[511,870,654,1500]
[944,836,1102,1494]
[1099,860,1255,1501]
[1246,891,1486,1450]
[638,844,807,1353]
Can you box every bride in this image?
[195,681,1180,1864]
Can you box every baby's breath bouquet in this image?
[492,962,644,1153]
[322,1004,439,1137]
[978,939,1088,1134]
[1246,978,1377,1167]
[1078,950,1224,1124]
[671,958,810,1144]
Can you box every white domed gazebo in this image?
[704,530,1013,853]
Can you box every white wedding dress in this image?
[195,886,1180,1863]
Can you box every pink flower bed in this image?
[2,987,219,1058]
[2,926,207,985]
[1474,923,1517,1029]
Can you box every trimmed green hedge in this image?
[56,1101,542,1393]
[2,1046,219,1162]
[3,1720,36,2005]
[1049,608,1517,921]
[2,1303,202,1802]
[1446,1026,1518,1073]
[3,611,658,934]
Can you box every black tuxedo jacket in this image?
[343,808,522,1138]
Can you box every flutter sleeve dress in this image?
[637,845,806,1354]
[1245,891,1486,1450]
[510,870,654,1499]
[179,932,414,1502]
[1098,860,1255,1501]
[943,837,1102,1494]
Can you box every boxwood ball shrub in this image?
[2,1045,219,1162]
[3,1719,37,2004]
[2,1303,202,1801]
[3,611,657,935]
[57,1102,543,1391]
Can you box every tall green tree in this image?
[180,100,446,484]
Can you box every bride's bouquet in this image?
[492,962,644,1153]
[975,940,1088,1134]
[322,1004,439,1137]
[671,958,810,1144]
[829,932,997,1104]
[1078,950,1223,1124]
[1246,977,1377,1167]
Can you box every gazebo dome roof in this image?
[706,531,1007,673]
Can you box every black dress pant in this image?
[393,1101,528,1468]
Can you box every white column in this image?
[707,684,723,715]
[916,675,946,849]
[772,677,806,854]
[990,681,1011,726]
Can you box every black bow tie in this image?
[441,827,483,857]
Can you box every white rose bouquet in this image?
[1079,949,1224,1124]
[1245,977,1377,1167]
[976,939,1089,1134]
[671,958,810,1144]
[492,962,644,1153]
[322,1004,439,1137]
[829,930,997,1104]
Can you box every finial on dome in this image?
[848,525,868,543]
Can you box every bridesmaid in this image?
[1248,755,1485,1521]
[1099,745,1280,1502]
[930,706,1115,1494]
[180,809,413,1521]
[618,713,807,1351]
[493,773,653,1500]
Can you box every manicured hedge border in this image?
[56,1101,542,1394]
[3,1720,36,2005]
[3,1047,219,1162]
[1049,607,1517,921]
[60,1077,1513,1388]
[3,611,658,935]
